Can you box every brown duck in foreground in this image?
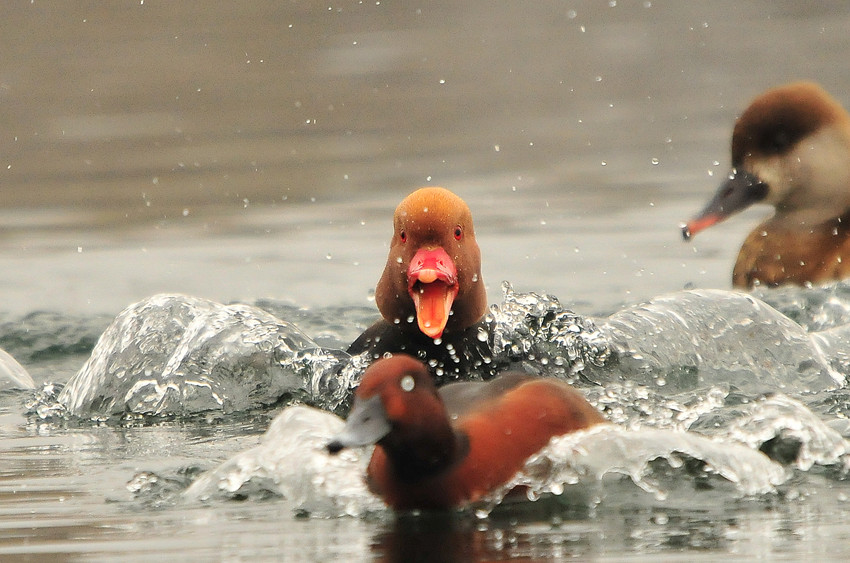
[327,355,605,510]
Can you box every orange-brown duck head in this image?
[325,354,453,466]
[375,187,486,340]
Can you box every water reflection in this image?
[13,0,850,314]
[373,507,601,563]
[372,501,731,562]
[371,488,850,561]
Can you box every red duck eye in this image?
[453,226,463,240]
[400,231,407,243]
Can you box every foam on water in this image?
[719,393,850,471]
[28,282,850,518]
[179,407,793,519]
[57,294,350,418]
[47,285,613,419]
[755,281,850,331]
[598,289,843,394]
[183,405,384,518]
[489,282,610,376]
[490,425,789,509]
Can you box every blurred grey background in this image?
[1,1,849,314]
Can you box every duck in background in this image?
[326,354,605,511]
[347,187,495,380]
[683,81,850,288]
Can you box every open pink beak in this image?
[407,247,459,339]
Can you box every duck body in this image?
[731,210,850,288]
[683,81,850,288]
[347,187,492,378]
[326,355,605,511]
[347,316,496,381]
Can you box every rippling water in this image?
[4,1,850,561]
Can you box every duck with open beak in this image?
[348,187,493,380]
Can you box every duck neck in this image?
[773,205,850,233]
[379,422,468,483]
[831,207,850,234]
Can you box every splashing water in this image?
[44,286,616,419]
[718,393,850,471]
[19,283,850,521]
[0,347,34,390]
[489,281,610,377]
[480,424,789,516]
[597,289,843,394]
[56,294,351,419]
[754,281,850,331]
[182,405,384,518]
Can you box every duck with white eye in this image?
[326,354,605,511]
